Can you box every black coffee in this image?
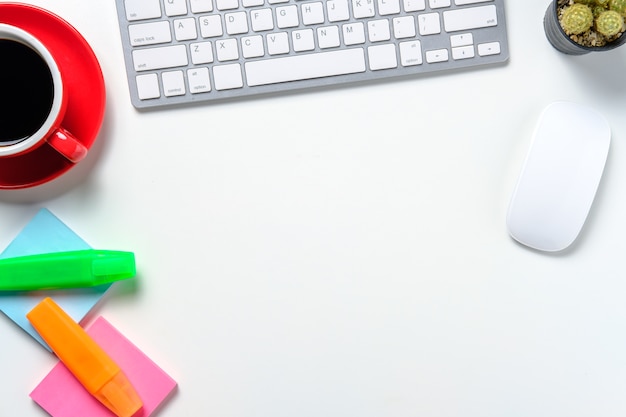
[0,39,54,145]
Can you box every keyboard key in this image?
[368,44,398,70]
[216,38,239,61]
[190,0,213,13]
[164,0,187,16]
[190,41,214,64]
[450,33,473,47]
[133,45,188,71]
[393,16,416,39]
[302,2,325,25]
[242,35,265,57]
[174,18,198,40]
[125,0,161,21]
[378,0,400,15]
[399,40,422,66]
[425,48,449,63]
[451,45,474,59]
[368,19,391,42]
[403,0,426,11]
[443,5,497,32]
[251,8,274,31]
[188,68,212,93]
[418,13,441,35]
[216,0,238,10]
[477,41,500,56]
[327,0,350,21]
[213,63,243,90]
[317,25,341,48]
[200,15,224,37]
[292,29,315,52]
[343,22,366,45]
[429,0,451,8]
[136,73,160,99]
[267,32,290,55]
[225,11,249,34]
[455,0,493,5]
[276,5,299,28]
[245,48,366,86]
[162,70,186,96]
[128,21,171,46]
[352,0,375,18]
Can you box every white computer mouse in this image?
[506,101,611,252]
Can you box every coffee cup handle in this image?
[46,127,88,163]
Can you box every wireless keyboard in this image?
[115,0,509,108]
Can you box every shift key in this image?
[133,45,188,71]
[443,5,497,32]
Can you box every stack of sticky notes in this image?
[0,209,177,417]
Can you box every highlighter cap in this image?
[91,251,136,285]
[95,372,143,417]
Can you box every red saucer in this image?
[0,3,105,189]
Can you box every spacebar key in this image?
[245,49,366,87]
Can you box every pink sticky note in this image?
[30,317,177,417]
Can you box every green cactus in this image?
[560,0,626,42]
[562,3,594,34]
[596,10,624,35]
[610,0,626,16]
[592,5,607,16]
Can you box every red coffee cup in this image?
[0,24,87,163]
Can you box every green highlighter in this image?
[0,249,136,291]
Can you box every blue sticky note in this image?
[0,209,110,351]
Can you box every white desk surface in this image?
[2,1,626,416]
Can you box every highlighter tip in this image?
[95,371,143,417]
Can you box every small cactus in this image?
[562,3,594,34]
[596,10,624,35]
[560,0,626,44]
[610,0,626,15]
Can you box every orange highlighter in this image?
[27,297,143,417]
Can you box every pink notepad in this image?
[30,317,177,417]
